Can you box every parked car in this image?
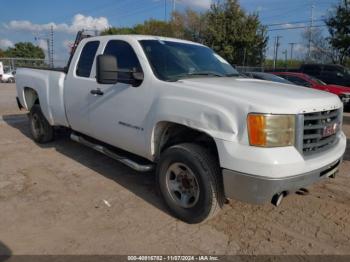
[272,72,350,106]
[0,62,3,81]
[16,35,346,223]
[299,64,350,87]
[1,69,16,83]
[243,72,294,84]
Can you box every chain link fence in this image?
[0,58,68,71]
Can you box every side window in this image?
[76,41,99,78]
[103,40,142,84]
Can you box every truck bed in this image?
[16,67,69,127]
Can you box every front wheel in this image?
[29,105,54,143]
[157,143,224,224]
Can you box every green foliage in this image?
[0,49,4,57]
[100,0,268,66]
[264,59,302,69]
[5,42,45,59]
[134,19,174,36]
[203,0,268,66]
[326,0,350,64]
[101,27,136,35]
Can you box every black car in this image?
[299,64,350,87]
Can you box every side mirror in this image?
[96,55,118,84]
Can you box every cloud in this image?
[184,0,212,9]
[4,14,110,34]
[281,23,306,29]
[0,39,14,49]
[37,39,48,51]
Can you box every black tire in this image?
[157,143,224,224]
[8,78,15,83]
[29,105,54,143]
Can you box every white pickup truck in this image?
[16,35,346,223]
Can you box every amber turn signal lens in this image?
[247,114,267,146]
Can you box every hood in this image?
[175,77,342,114]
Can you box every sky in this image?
[0,0,339,65]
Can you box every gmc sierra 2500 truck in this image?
[16,35,346,223]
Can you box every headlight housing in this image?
[247,114,296,147]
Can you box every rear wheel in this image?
[29,105,54,143]
[157,143,224,224]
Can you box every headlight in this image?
[247,114,296,147]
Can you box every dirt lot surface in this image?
[0,83,350,255]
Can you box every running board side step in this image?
[70,133,154,172]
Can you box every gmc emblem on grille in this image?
[323,122,339,137]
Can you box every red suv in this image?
[272,72,350,106]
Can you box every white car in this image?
[15,35,346,223]
[1,70,15,83]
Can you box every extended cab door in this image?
[64,40,101,136]
[88,40,153,157]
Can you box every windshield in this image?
[308,75,327,85]
[139,40,239,81]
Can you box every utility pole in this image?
[282,49,288,69]
[308,2,315,61]
[273,36,282,70]
[289,42,296,61]
[164,0,167,22]
[173,0,176,13]
[35,28,54,68]
[50,25,54,68]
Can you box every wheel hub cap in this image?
[165,163,200,208]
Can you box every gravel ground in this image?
[0,83,349,255]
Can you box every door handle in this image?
[90,88,104,96]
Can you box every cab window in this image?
[103,40,143,84]
[76,41,100,78]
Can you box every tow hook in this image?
[271,192,285,207]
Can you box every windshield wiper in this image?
[187,71,225,77]
[174,71,225,80]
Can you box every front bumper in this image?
[223,157,342,204]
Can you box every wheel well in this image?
[23,87,39,110]
[153,122,219,162]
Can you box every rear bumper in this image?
[223,157,342,204]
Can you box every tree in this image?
[203,0,268,66]
[301,27,337,63]
[101,20,174,37]
[5,42,45,59]
[134,19,174,36]
[0,49,4,57]
[325,0,350,65]
[101,27,136,35]
[170,10,207,43]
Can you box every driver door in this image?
[88,40,153,156]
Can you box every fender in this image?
[145,96,241,158]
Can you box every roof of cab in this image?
[86,34,204,46]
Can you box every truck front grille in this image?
[302,109,341,155]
